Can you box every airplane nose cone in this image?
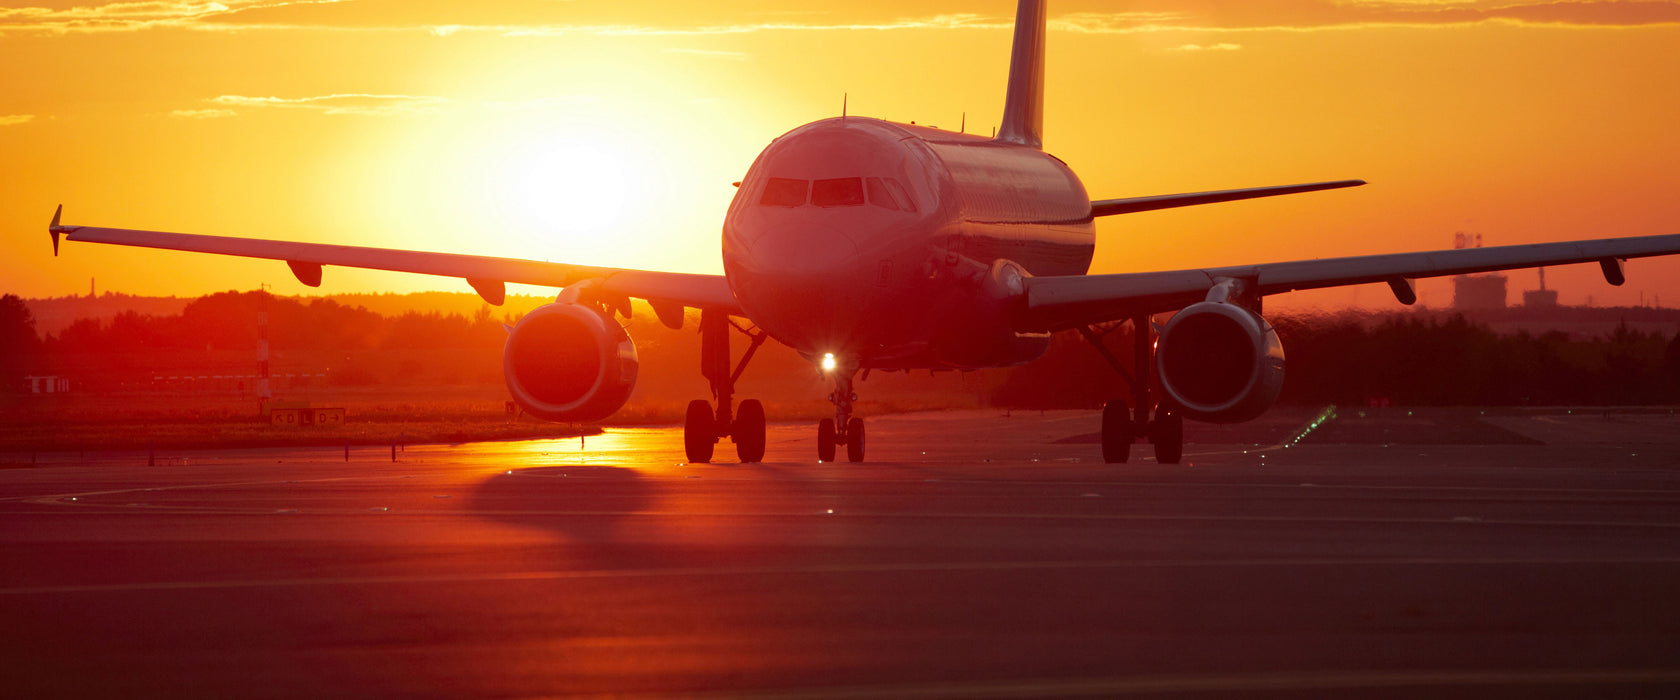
[743,223,859,278]
[726,225,875,354]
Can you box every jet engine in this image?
[503,303,639,423]
[1155,301,1285,424]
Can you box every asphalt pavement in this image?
[4,407,1680,698]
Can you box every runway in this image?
[4,408,1680,698]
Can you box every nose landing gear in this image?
[818,365,865,463]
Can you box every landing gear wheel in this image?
[817,418,837,463]
[1101,400,1132,464]
[736,399,766,463]
[845,418,866,463]
[1152,407,1183,464]
[684,399,714,464]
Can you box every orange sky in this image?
[3,0,1679,312]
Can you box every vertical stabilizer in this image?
[996,0,1047,149]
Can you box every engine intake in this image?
[1155,302,1285,424]
[503,303,638,423]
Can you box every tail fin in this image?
[996,0,1047,149]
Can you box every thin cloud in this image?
[175,94,593,118]
[1,4,1010,35]
[1172,43,1244,51]
[482,4,1680,36]
[1054,12,1187,34]
[0,114,35,126]
[0,1,353,34]
[493,14,1010,38]
[210,93,449,116]
[1056,2,1680,34]
[170,108,237,119]
[5,1,1678,35]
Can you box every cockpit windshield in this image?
[760,178,808,207]
[812,178,865,207]
[759,176,915,212]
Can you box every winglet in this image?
[48,205,62,256]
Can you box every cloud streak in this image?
[0,115,36,126]
[488,14,1011,38]
[0,0,352,34]
[170,108,237,119]
[210,93,449,116]
[1052,2,1680,34]
[1171,43,1244,52]
[3,1,1678,35]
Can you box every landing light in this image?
[821,353,837,372]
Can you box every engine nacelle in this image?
[503,303,638,423]
[1155,301,1285,424]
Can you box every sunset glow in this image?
[3,1,1678,310]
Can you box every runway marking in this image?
[664,668,1680,698]
[4,472,481,506]
[9,500,1680,530]
[25,467,1680,505]
[5,555,1680,596]
[10,484,1680,529]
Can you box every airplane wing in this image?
[1019,232,1680,332]
[46,206,742,317]
[1090,180,1366,217]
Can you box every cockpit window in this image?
[811,177,865,207]
[866,177,916,213]
[865,178,898,211]
[760,178,808,207]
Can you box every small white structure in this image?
[25,376,71,394]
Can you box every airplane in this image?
[46,0,1680,465]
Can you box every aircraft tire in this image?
[845,418,865,463]
[736,399,766,463]
[818,418,837,463]
[1101,400,1131,464]
[685,399,715,464]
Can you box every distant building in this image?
[1450,232,1507,310]
[1523,267,1558,309]
[1454,274,1507,310]
[1523,288,1559,308]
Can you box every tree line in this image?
[983,312,1680,408]
[5,291,1680,406]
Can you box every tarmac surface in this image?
[4,407,1680,698]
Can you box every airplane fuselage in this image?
[722,117,1095,370]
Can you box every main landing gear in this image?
[684,310,770,464]
[817,364,865,463]
[1080,315,1183,465]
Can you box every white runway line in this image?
[6,555,1680,596]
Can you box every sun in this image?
[355,93,719,274]
[498,135,632,236]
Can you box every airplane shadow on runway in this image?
[469,464,651,525]
[465,457,872,572]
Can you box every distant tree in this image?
[0,294,41,389]
[48,317,106,353]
